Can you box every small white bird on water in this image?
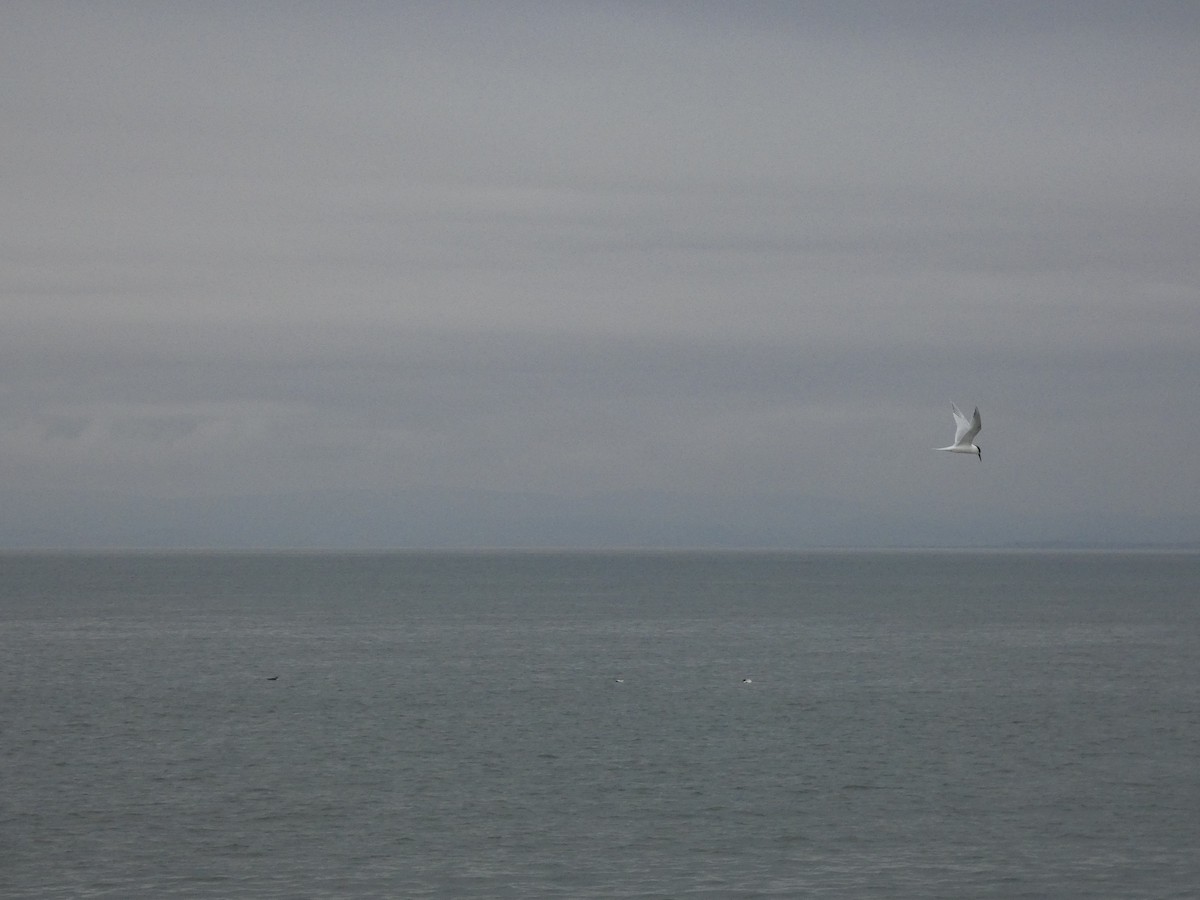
[938,403,982,460]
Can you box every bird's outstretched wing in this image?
[951,404,970,446]
[963,406,982,443]
[950,403,982,446]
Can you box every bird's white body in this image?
[938,404,982,460]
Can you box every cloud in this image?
[1,3,1198,546]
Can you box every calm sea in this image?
[2,550,1198,898]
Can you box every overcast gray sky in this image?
[3,1,1198,548]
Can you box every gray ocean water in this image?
[2,550,1198,898]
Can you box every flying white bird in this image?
[938,404,982,460]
